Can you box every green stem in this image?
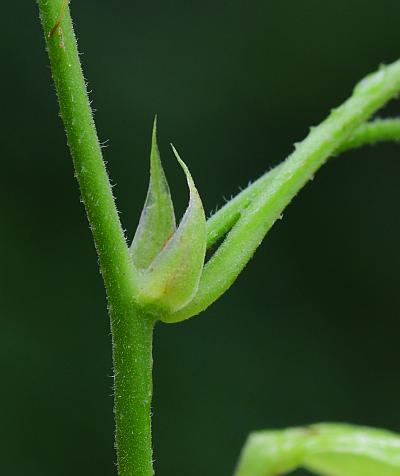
[206,118,400,249]
[112,309,155,476]
[174,63,400,321]
[337,117,400,152]
[37,2,153,475]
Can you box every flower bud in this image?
[131,121,206,321]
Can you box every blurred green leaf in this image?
[234,423,400,476]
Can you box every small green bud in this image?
[132,124,206,322]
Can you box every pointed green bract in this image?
[234,424,400,476]
[130,118,176,270]
[137,146,206,319]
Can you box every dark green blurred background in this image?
[1,1,400,475]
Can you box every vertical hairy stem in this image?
[112,308,155,476]
[37,1,154,475]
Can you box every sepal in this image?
[130,118,176,269]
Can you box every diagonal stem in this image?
[206,118,400,249]
[172,63,400,322]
